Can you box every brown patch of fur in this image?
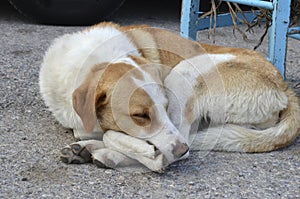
[96,63,135,91]
[200,43,287,91]
[126,29,161,64]
[94,61,157,132]
[120,24,151,31]
[192,49,288,98]
[185,96,197,125]
[72,63,108,133]
[94,63,136,132]
[129,88,153,127]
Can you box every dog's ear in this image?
[72,63,107,133]
[72,81,97,133]
[94,90,109,118]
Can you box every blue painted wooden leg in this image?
[268,0,291,78]
[180,0,200,40]
[288,27,300,40]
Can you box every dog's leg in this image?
[60,140,151,171]
[60,139,155,170]
[92,148,166,172]
[60,140,105,164]
[60,131,169,171]
[60,140,138,167]
[92,148,142,169]
[103,131,167,172]
[73,128,103,141]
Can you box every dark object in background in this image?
[8,0,126,25]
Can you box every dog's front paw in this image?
[60,140,105,164]
[60,143,92,164]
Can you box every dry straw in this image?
[202,0,299,49]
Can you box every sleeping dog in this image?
[39,22,300,172]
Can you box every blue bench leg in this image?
[268,0,291,78]
[180,0,200,40]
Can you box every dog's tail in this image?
[193,89,300,152]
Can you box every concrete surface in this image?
[1,0,299,198]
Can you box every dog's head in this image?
[72,55,189,166]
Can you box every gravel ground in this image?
[1,0,299,198]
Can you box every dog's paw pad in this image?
[70,143,82,154]
[60,144,92,164]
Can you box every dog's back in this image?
[165,48,300,152]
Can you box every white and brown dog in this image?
[39,22,300,172]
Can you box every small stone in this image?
[105,170,112,174]
[188,181,195,185]
[21,177,28,181]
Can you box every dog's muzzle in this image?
[172,140,189,159]
[146,127,190,166]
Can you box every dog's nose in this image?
[172,141,189,159]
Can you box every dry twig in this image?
[200,0,299,49]
[200,0,300,49]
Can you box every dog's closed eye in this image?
[131,111,151,126]
[132,113,150,119]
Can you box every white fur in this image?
[132,76,168,109]
[39,26,140,133]
[172,53,236,85]
[112,57,140,67]
[165,53,236,140]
